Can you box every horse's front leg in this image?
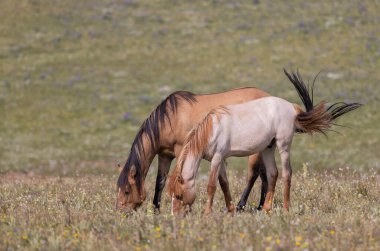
[261,147,278,212]
[204,154,223,216]
[153,154,173,213]
[237,153,262,211]
[218,161,235,215]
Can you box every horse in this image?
[168,70,361,215]
[116,87,272,213]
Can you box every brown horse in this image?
[116,87,271,213]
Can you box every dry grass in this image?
[1,169,379,250]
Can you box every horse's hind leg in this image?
[218,161,234,214]
[205,154,223,215]
[236,153,262,211]
[258,163,268,210]
[153,154,173,213]
[277,140,292,211]
[261,147,278,212]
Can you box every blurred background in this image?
[1,0,379,177]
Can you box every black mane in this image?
[117,91,196,191]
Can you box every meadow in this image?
[0,0,379,250]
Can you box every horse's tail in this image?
[117,91,196,191]
[168,107,229,197]
[284,69,362,135]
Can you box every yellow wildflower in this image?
[295,236,302,247]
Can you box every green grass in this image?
[0,0,379,250]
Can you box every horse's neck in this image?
[139,137,158,178]
[181,153,202,184]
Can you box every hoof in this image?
[204,208,212,216]
[236,203,246,212]
[262,203,272,213]
[227,205,235,216]
[154,207,160,215]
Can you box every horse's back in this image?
[228,96,295,123]
[170,87,270,148]
[216,97,296,156]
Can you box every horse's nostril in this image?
[175,195,183,200]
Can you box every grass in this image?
[0,0,379,250]
[1,170,379,250]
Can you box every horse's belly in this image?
[228,132,273,157]
[227,149,257,157]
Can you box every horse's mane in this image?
[117,91,196,191]
[168,106,229,196]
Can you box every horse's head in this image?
[116,166,146,212]
[170,175,196,215]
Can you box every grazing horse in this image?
[116,87,272,213]
[168,70,361,215]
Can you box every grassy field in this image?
[0,0,379,250]
[1,171,379,250]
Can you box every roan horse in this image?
[168,70,361,215]
[116,87,272,213]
